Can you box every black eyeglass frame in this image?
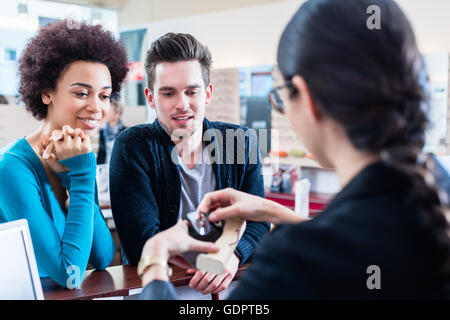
[268,80,295,114]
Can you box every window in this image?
[5,48,16,61]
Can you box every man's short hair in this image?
[145,33,212,92]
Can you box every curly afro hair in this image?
[18,20,129,120]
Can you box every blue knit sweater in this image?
[110,118,270,265]
[0,138,115,288]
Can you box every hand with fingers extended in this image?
[140,220,220,286]
[39,125,92,173]
[198,188,306,226]
[186,252,239,295]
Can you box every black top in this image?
[109,118,270,265]
[141,161,448,299]
[97,123,127,165]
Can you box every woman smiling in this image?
[0,20,128,288]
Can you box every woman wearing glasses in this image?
[138,0,450,299]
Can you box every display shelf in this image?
[267,155,333,170]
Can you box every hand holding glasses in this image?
[183,210,246,275]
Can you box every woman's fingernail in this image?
[42,152,49,159]
[51,134,62,141]
[209,213,216,220]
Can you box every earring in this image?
[42,94,51,105]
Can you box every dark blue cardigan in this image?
[109,118,270,265]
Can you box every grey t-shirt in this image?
[177,147,216,220]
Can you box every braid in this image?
[381,146,450,290]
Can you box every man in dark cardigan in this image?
[109,33,270,296]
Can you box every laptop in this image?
[0,219,44,300]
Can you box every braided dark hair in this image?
[278,0,450,288]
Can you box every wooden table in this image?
[42,264,248,300]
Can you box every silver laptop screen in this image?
[0,219,44,300]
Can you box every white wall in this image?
[118,0,154,28]
[118,0,294,27]
[121,0,450,69]
[397,0,450,54]
[140,0,304,68]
